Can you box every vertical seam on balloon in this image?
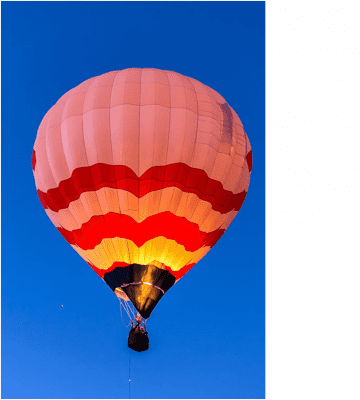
[81,76,113,265]
[33,156,47,195]
[220,113,236,186]
[171,75,200,269]
[222,106,244,191]
[212,105,240,231]
[220,148,250,229]
[223,115,236,195]
[138,69,150,264]
[103,72,122,264]
[186,80,221,263]
[153,70,172,269]
[186,77,200,228]
[155,71,177,269]
[220,125,249,231]
[57,94,71,179]
[162,81,186,217]
[176,76,200,268]
[181,78,205,269]
[155,70,170,267]
[206,86,234,182]
[33,126,51,196]
[59,86,87,231]
[194,85,231,245]
[236,127,251,197]
[215,93,244,232]
[142,69,153,266]
[183,79,213,237]
[138,70,142,227]
[147,71,160,267]
[233,123,249,197]
[43,108,57,184]
[97,75,120,264]
[224,121,247,193]
[136,69,143,265]
[109,70,128,266]
[83,77,114,263]
[44,104,68,222]
[154,71,170,267]
[122,69,133,264]
[62,88,93,233]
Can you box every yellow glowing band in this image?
[72,236,210,272]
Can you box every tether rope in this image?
[128,351,131,399]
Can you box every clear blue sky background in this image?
[1,2,265,399]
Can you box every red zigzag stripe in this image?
[37,163,247,215]
[58,211,225,252]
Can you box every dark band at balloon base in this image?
[104,264,176,319]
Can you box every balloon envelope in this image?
[32,68,252,318]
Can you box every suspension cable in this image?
[119,299,137,327]
[120,301,131,327]
[123,299,136,320]
[125,299,135,317]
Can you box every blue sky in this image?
[1,2,265,398]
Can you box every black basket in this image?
[128,329,149,352]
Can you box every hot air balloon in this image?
[32,68,252,351]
